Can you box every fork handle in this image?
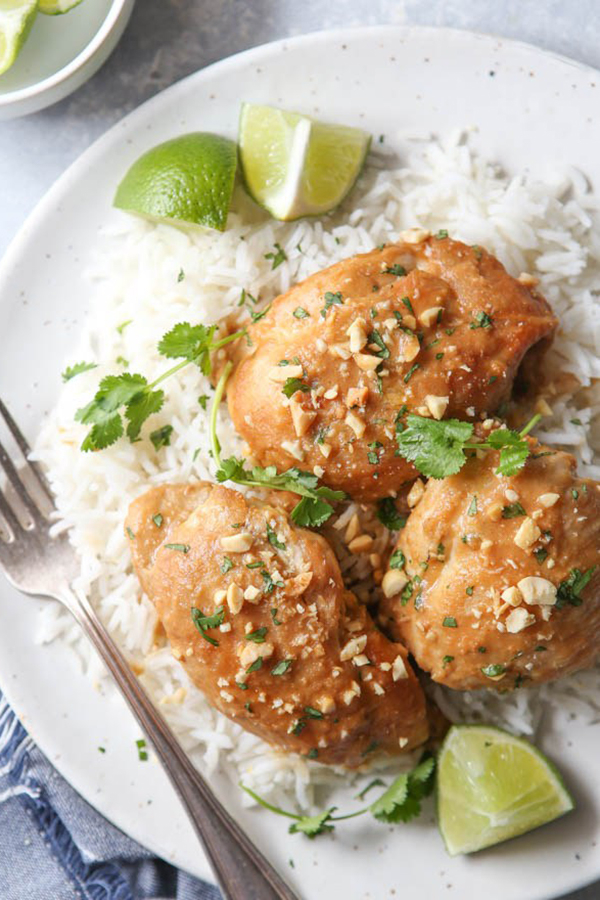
[63,586,300,900]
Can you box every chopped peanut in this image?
[348,534,374,554]
[227,583,244,614]
[221,532,253,553]
[513,517,541,551]
[345,410,366,438]
[269,364,303,382]
[506,607,536,633]
[517,576,557,606]
[539,492,560,508]
[407,478,425,508]
[382,568,408,598]
[419,306,443,328]
[424,394,449,420]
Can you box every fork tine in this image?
[0,437,47,524]
[0,488,22,539]
[0,398,55,505]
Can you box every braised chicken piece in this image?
[227,234,557,501]
[126,482,428,766]
[379,435,600,691]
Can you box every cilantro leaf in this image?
[264,243,287,270]
[289,809,336,838]
[320,291,343,317]
[191,606,225,646]
[266,522,286,550]
[157,322,217,374]
[395,415,473,479]
[80,413,124,451]
[125,389,165,441]
[487,427,530,476]
[290,496,336,527]
[76,373,149,451]
[62,361,97,382]
[149,423,173,450]
[556,566,597,607]
[282,377,309,398]
[377,498,407,531]
[370,755,435,824]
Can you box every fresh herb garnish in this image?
[62,361,97,382]
[198,394,209,410]
[385,264,407,276]
[266,522,286,550]
[165,543,190,553]
[246,627,268,643]
[264,243,287,270]
[534,547,548,564]
[152,513,163,528]
[368,330,390,359]
[320,291,344,317]
[242,754,435,838]
[403,363,420,383]
[556,566,597,608]
[177,268,185,282]
[136,738,148,761]
[467,495,478,516]
[470,311,493,330]
[271,659,293,676]
[246,657,264,673]
[395,414,540,479]
[191,605,225,646]
[220,556,234,574]
[150,424,173,450]
[443,616,457,628]
[377,498,407,531]
[282,377,310,398]
[502,502,526,518]
[76,321,245,451]
[293,307,310,319]
[270,608,282,626]
[482,664,506,679]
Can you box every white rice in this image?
[34,131,600,811]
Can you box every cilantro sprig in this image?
[395,413,541,479]
[210,363,345,527]
[76,322,245,451]
[241,754,435,839]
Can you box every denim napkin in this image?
[0,692,222,900]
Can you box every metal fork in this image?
[0,398,300,900]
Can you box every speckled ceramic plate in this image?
[0,26,598,900]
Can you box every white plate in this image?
[0,0,135,120]
[0,25,599,900]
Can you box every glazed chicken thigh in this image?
[126,482,429,766]
[379,436,600,691]
[227,234,557,501]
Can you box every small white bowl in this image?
[0,0,135,120]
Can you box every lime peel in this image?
[39,0,83,13]
[113,133,238,233]
[437,724,574,856]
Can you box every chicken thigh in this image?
[126,482,428,766]
[379,436,600,691]
[227,234,557,501]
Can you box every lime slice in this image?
[113,133,238,232]
[437,725,574,856]
[0,0,39,76]
[39,0,83,14]
[239,102,371,220]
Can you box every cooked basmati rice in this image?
[34,131,600,811]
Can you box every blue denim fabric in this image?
[0,693,222,900]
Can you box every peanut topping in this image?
[340,634,368,661]
[517,576,557,606]
[398,332,421,363]
[353,352,380,372]
[419,306,443,328]
[345,410,366,438]
[506,607,536,633]
[348,534,374,554]
[407,478,425,508]
[347,317,368,353]
[227,583,244,614]
[220,533,254,553]
[269,364,303,382]
[289,394,316,437]
[399,227,430,244]
[424,394,449,420]
[513,517,542,551]
[539,492,560,508]
[500,586,523,607]
[392,654,409,681]
[346,385,369,408]
[382,568,408,598]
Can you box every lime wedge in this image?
[0,0,39,76]
[437,725,574,856]
[113,133,238,232]
[239,102,371,220]
[39,0,83,14]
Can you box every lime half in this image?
[113,133,238,232]
[437,725,574,856]
[239,102,371,220]
[0,0,39,76]
[39,0,84,13]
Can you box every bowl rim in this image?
[0,0,133,108]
